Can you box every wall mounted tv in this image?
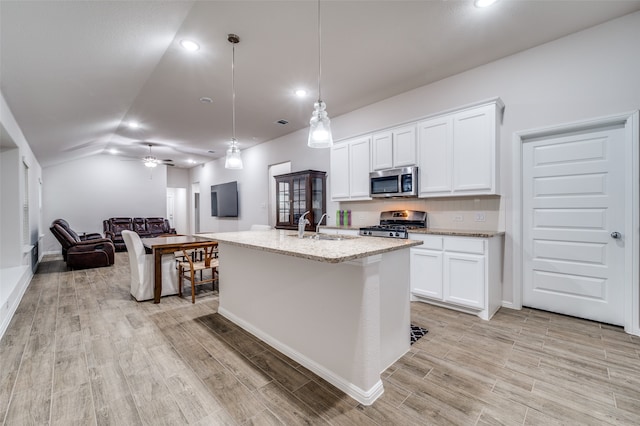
[211,181,239,217]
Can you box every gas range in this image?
[359,210,427,239]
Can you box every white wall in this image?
[327,11,640,306]
[191,12,640,307]
[42,154,168,253]
[190,127,339,233]
[0,91,43,339]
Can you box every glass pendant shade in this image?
[225,140,243,169]
[308,101,333,148]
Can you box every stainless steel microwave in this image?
[369,166,418,198]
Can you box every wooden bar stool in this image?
[177,244,218,303]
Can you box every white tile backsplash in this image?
[337,196,503,231]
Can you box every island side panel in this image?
[217,242,391,404]
[378,248,411,371]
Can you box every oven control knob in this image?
[395,232,399,237]
[389,232,394,237]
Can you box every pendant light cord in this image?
[317,0,322,103]
[232,40,236,142]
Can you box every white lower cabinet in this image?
[410,233,503,320]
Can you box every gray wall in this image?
[42,154,168,253]
[190,126,339,233]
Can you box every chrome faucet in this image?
[316,213,327,235]
[298,211,310,238]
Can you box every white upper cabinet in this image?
[330,135,372,201]
[371,131,393,170]
[417,99,503,197]
[417,115,452,194]
[330,143,350,200]
[371,124,417,170]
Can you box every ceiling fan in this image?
[140,143,174,168]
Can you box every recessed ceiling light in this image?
[108,148,119,154]
[474,0,498,8]
[180,39,200,51]
[128,121,139,129]
[295,89,307,97]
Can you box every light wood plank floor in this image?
[2,253,640,425]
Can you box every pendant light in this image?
[307,0,333,148]
[225,34,243,169]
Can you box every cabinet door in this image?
[392,125,416,167]
[349,136,371,199]
[371,131,393,170]
[444,252,485,309]
[417,116,452,196]
[410,248,443,299]
[275,179,291,227]
[452,104,495,193]
[330,143,350,200]
[291,176,307,225]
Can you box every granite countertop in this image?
[197,230,422,264]
[409,228,505,238]
[319,225,362,231]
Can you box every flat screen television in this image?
[211,181,239,217]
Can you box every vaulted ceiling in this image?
[2,1,639,168]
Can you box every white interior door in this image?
[522,125,627,325]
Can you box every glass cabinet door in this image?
[312,176,323,225]
[292,176,307,224]
[278,180,290,223]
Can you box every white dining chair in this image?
[122,230,179,301]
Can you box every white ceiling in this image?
[2,0,639,168]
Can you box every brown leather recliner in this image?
[103,217,134,251]
[50,219,115,269]
[104,217,176,251]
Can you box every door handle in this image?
[611,231,621,239]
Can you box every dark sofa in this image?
[50,219,115,269]
[103,217,176,251]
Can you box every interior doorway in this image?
[192,182,200,234]
[268,162,291,227]
[513,111,639,334]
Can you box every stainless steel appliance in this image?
[359,210,427,239]
[369,166,418,198]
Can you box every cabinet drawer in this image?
[444,237,485,254]
[409,234,442,250]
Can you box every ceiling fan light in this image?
[225,140,243,169]
[144,158,158,168]
[308,101,333,148]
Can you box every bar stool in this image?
[177,244,218,303]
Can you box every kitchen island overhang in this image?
[197,230,422,405]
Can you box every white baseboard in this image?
[500,301,520,310]
[0,266,32,340]
[218,306,384,406]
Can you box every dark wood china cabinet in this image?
[274,170,327,231]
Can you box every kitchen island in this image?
[197,230,422,405]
